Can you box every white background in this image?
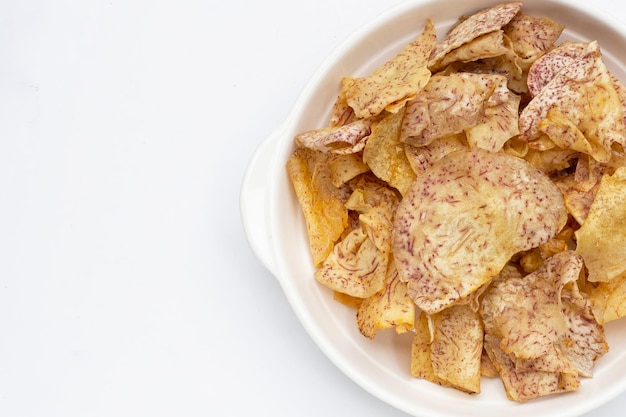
[1,0,625,416]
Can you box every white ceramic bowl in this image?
[240,0,626,416]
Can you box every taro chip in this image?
[363,108,416,196]
[520,41,626,162]
[294,118,372,155]
[314,225,388,298]
[435,30,509,69]
[342,19,436,119]
[465,92,520,152]
[401,73,508,147]
[404,133,468,177]
[575,167,626,282]
[480,253,597,402]
[393,148,567,314]
[588,271,626,324]
[287,147,348,266]
[326,153,370,187]
[429,305,483,394]
[503,13,564,68]
[356,258,415,339]
[429,2,522,71]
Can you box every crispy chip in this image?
[326,153,370,187]
[465,91,520,152]
[393,148,567,314]
[404,133,468,177]
[520,41,626,162]
[504,13,564,68]
[480,253,603,401]
[287,148,349,266]
[429,305,483,394]
[575,167,626,282]
[429,2,522,71]
[356,258,415,339]
[294,118,372,154]
[401,73,509,147]
[363,108,416,196]
[436,30,509,70]
[343,19,436,119]
[588,271,626,324]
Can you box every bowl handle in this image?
[240,122,288,277]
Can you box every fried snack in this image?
[286,1,626,403]
[429,305,483,394]
[287,148,348,266]
[342,19,436,119]
[401,73,509,147]
[356,258,415,339]
[429,2,522,71]
[575,167,626,282]
[363,108,416,196]
[520,41,626,162]
[480,253,607,401]
[392,148,567,314]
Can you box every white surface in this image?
[0,1,625,416]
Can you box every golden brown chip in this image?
[401,73,509,147]
[393,148,567,314]
[342,19,436,119]
[356,258,415,339]
[575,167,626,282]
[429,305,483,394]
[362,108,416,196]
[287,147,349,266]
[429,2,522,71]
[410,312,446,385]
[588,271,626,324]
[326,153,370,187]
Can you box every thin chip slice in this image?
[520,41,626,162]
[401,73,508,147]
[343,19,436,119]
[287,147,349,266]
[480,253,589,401]
[393,148,567,314]
[429,2,522,71]
[314,225,387,298]
[404,133,468,177]
[588,271,626,324]
[429,305,483,394]
[363,108,416,196]
[436,30,509,70]
[356,258,415,339]
[575,166,626,282]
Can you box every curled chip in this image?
[363,108,416,196]
[480,252,607,401]
[401,73,509,147]
[575,166,626,282]
[429,2,522,71]
[520,41,626,162]
[342,19,436,119]
[393,148,567,314]
[287,148,348,266]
